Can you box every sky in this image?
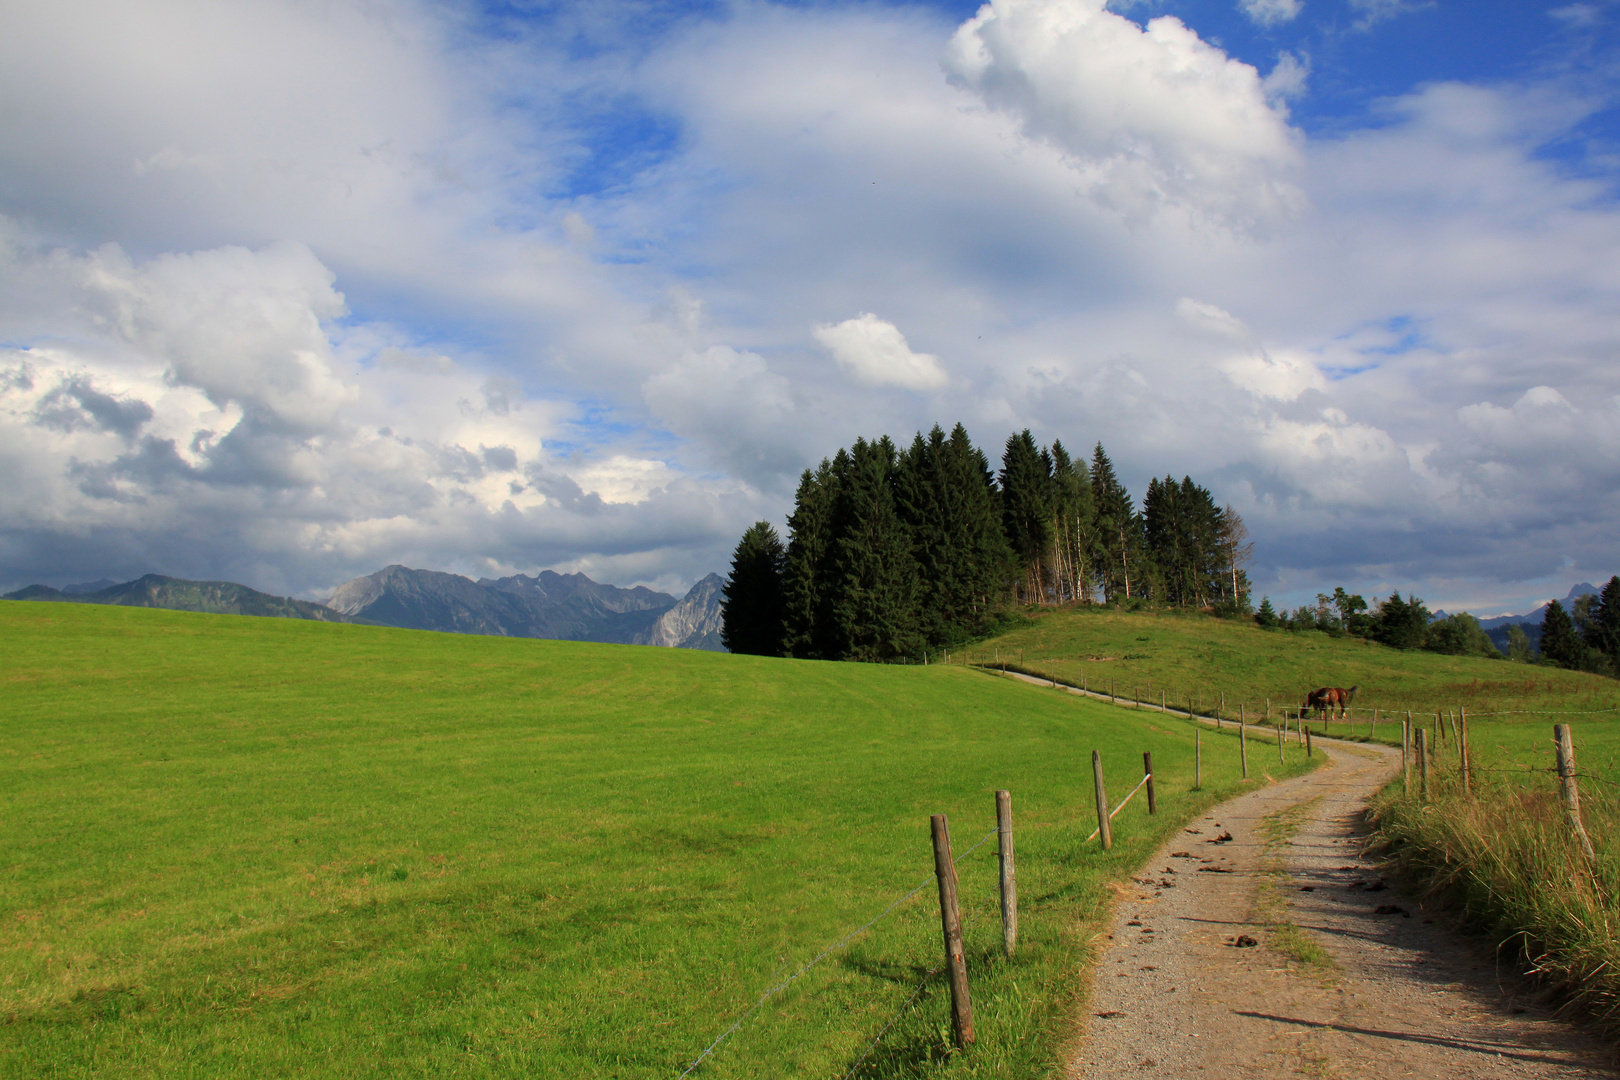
[2,0,1618,616]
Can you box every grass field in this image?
[973,602,1620,1038]
[0,602,1307,1079]
[972,605,1620,722]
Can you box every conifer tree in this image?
[896,424,1012,644]
[1089,443,1143,603]
[781,460,838,659]
[721,522,786,655]
[999,430,1051,603]
[1255,596,1279,627]
[1539,599,1582,670]
[1584,576,1620,671]
[826,437,920,661]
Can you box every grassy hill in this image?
[0,602,1301,1079]
[972,605,1618,720]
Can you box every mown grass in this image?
[969,605,1619,725]
[0,601,1314,1079]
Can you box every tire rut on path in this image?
[1063,737,1615,1078]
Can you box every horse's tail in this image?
[1345,685,1360,706]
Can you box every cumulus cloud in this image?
[2,0,1619,615]
[814,314,949,391]
[0,231,764,595]
[942,0,1303,228]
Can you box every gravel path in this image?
[1063,737,1616,1078]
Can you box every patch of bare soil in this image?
[1065,740,1616,1078]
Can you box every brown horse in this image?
[1304,685,1359,722]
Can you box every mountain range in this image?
[5,566,726,651]
[1464,583,1599,654]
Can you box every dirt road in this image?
[1064,737,1615,1078]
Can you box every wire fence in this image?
[677,827,1000,1078]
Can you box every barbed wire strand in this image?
[839,888,997,1080]
[677,826,999,1078]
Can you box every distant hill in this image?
[6,565,729,650]
[326,565,725,649]
[4,574,350,622]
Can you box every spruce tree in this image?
[1584,576,1620,671]
[781,460,838,659]
[1539,599,1582,669]
[1255,596,1279,627]
[721,522,786,655]
[1374,592,1430,650]
[999,430,1051,603]
[826,437,920,661]
[1089,443,1143,604]
[896,424,1013,646]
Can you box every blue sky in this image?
[1,0,1618,617]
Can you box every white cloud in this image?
[1239,0,1303,28]
[1262,52,1310,105]
[813,314,949,391]
[1348,0,1434,28]
[1220,348,1327,401]
[943,0,1303,228]
[1176,298,1251,340]
[2,0,1620,610]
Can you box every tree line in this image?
[721,423,1252,660]
[1252,577,1620,676]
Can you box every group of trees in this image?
[1252,576,1620,675]
[722,423,1253,660]
[1536,577,1620,674]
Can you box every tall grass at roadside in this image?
[1368,729,1620,1032]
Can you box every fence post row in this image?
[1092,750,1113,851]
[1553,724,1597,863]
[996,790,1017,959]
[930,814,975,1048]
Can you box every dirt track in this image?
[1063,736,1615,1078]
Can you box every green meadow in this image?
[0,602,1302,1079]
[975,604,1619,722]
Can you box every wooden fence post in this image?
[1371,708,1379,741]
[1402,716,1411,789]
[996,790,1017,958]
[1239,717,1249,779]
[1143,752,1157,815]
[1305,728,1313,757]
[1277,724,1285,765]
[1554,724,1597,862]
[1111,680,1116,705]
[1416,729,1428,801]
[1459,707,1470,796]
[1194,730,1202,790]
[1092,751,1112,850]
[930,815,975,1048]
[1161,689,1167,714]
